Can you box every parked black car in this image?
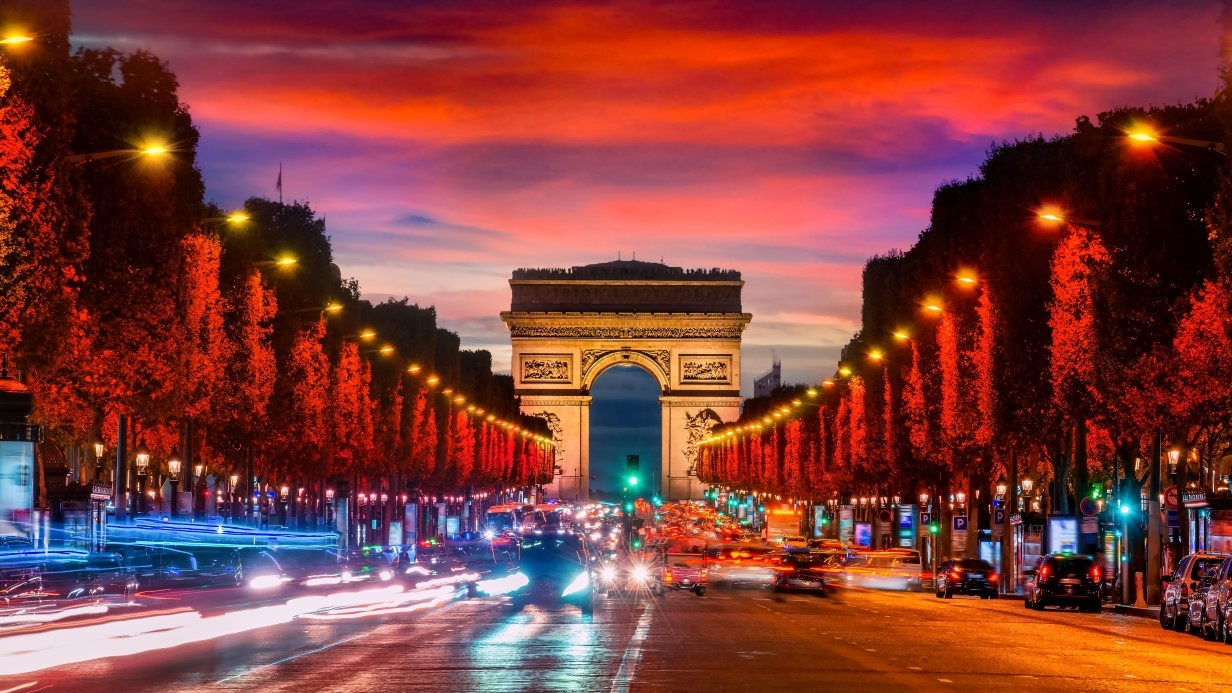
[935,558,999,599]
[0,550,137,602]
[107,544,203,590]
[1024,554,1101,612]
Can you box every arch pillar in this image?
[660,395,742,500]
[520,395,591,502]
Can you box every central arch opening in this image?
[588,364,662,502]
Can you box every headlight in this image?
[477,571,530,596]
[483,530,495,540]
[562,571,590,597]
[632,566,650,583]
[601,566,617,582]
[379,569,393,581]
[249,574,283,590]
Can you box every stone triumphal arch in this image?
[501,260,751,501]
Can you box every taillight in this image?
[950,570,962,580]
[988,573,999,583]
[1090,566,1101,583]
[664,569,674,584]
[700,570,708,584]
[1039,565,1050,581]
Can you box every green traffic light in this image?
[628,476,639,486]
[929,523,939,534]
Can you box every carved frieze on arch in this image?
[580,349,670,392]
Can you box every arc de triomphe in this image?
[501,260,751,501]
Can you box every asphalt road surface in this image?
[3,586,1231,692]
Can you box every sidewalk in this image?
[995,592,1157,618]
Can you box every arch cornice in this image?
[580,350,669,392]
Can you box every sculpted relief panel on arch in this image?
[520,355,572,382]
[680,355,732,384]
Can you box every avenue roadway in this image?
[2,586,1230,692]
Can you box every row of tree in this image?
[0,1,552,502]
[700,91,1232,528]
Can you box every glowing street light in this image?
[892,330,911,341]
[1127,126,1226,156]
[1036,207,1101,227]
[0,34,33,45]
[67,144,171,165]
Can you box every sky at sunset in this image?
[71,0,1225,394]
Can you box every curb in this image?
[1112,604,1159,619]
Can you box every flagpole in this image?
[276,162,283,204]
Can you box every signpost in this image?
[1164,485,1178,510]
[952,515,968,556]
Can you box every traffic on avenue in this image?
[1,498,1230,691]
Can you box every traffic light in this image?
[624,500,634,513]
[929,523,940,534]
[628,475,639,487]
[757,505,765,513]
[631,538,642,549]
[820,515,831,526]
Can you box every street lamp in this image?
[1128,127,1227,156]
[1168,449,1181,478]
[67,144,170,165]
[92,439,105,482]
[1036,208,1102,228]
[167,450,182,516]
[133,440,151,517]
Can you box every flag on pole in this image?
[275,163,282,203]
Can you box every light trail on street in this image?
[3,587,1231,691]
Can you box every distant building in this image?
[753,358,781,398]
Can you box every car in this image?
[1160,551,1227,631]
[597,553,659,598]
[770,551,831,596]
[839,551,924,591]
[0,550,138,601]
[1024,554,1101,612]
[1185,554,1232,639]
[935,558,998,599]
[658,559,708,596]
[781,535,809,550]
[704,544,778,588]
[499,535,593,613]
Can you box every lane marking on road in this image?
[907,667,921,671]
[937,679,952,684]
[214,629,378,684]
[610,602,654,693]
[0,683,39,693]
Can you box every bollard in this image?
[1134,572,1147,609]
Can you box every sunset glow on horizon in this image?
[72,0,1223,392]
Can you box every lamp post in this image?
[325,488,335,530]
[230,474,239,522]
[167,451,182,516]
